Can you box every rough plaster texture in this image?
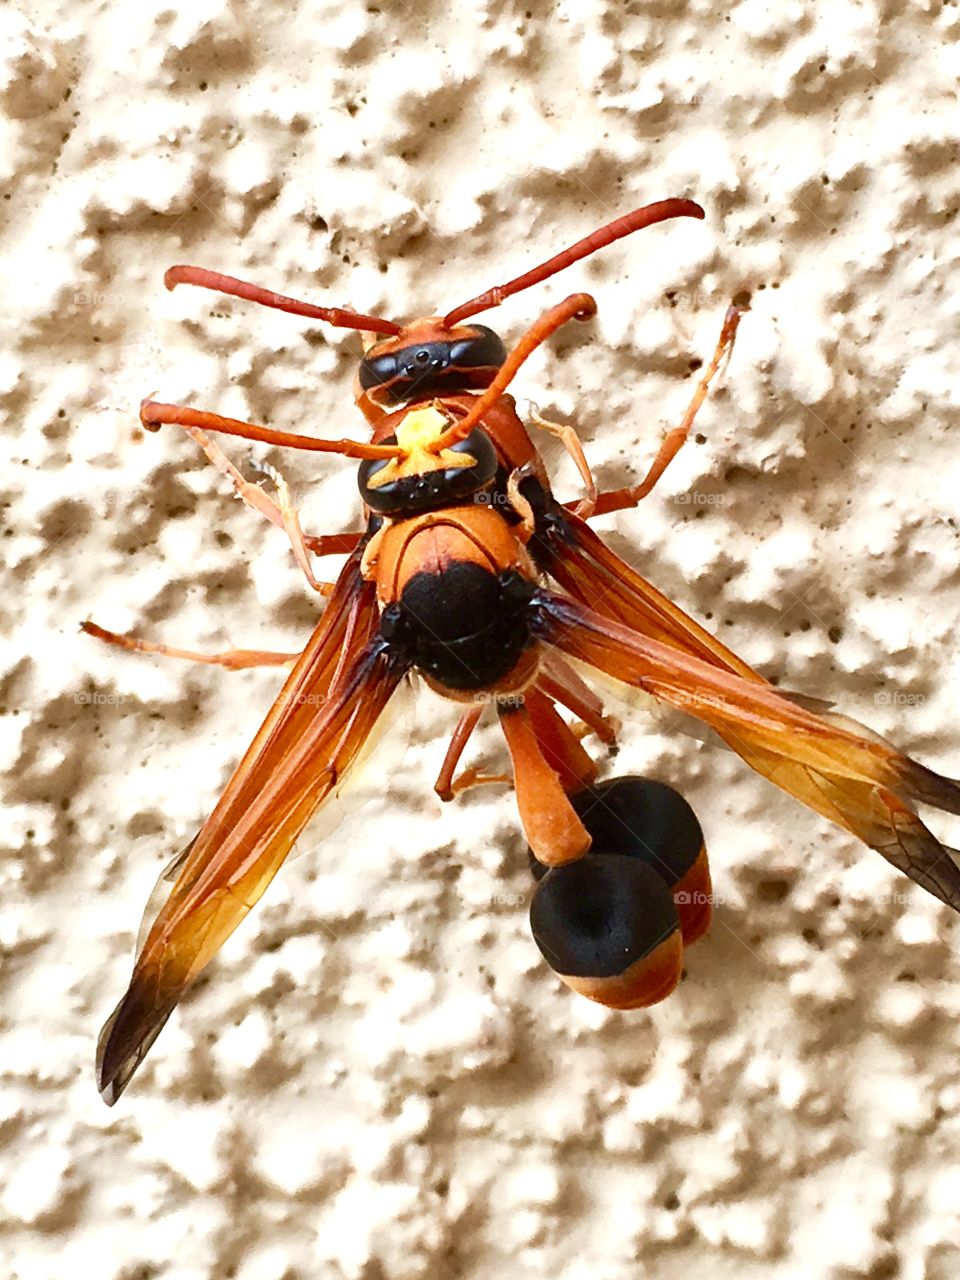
[3,1,960,1277]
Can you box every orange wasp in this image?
[86,198,960,1104]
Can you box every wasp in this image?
[86,199,960,1104]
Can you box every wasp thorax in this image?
[358,406,498,516]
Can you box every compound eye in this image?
[358,351,399,390]
[449,324,507,370]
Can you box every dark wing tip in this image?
[900,758,960,818]
[96,986,174,1106]
[873,807,960,914]
[901,840,960,913]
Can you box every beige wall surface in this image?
[3,1,959,1277]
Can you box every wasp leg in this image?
[435,706,481,793]
[174,427,333,595]
[523,687,598,795]
[81,621,298,670]
[249,457,333,596]
[537,655,619,746]
[527,405,598,520]
[182,425,363,555]
[441,765,512,800]
[578,303,745,518]
[304,530,365,556]
[434,704,510,801]
[184,425,287,533]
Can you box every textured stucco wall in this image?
[4,1,960,1277]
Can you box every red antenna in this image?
[443,198,704,328]
[163,266,401,337]
[430,293,597,453]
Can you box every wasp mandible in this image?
[86,199,960,1104]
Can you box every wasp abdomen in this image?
[530,855,684,1009]
[529,776,713,948]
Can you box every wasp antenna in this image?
[164,265,402,336]
[139,401,402,460]
[442,198,705,327]
[430,293,597,452]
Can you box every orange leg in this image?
[523,688,598,794]
[536,657,619,746]
[180,428,333,595]
[148,416,371,593]
[576,303,745,518]
[434,725,468,796]
[250,457,332,596]
[443,766,512,800]
[305,530,364,557]
[187,426,288,533]
[81,621,298,670]
[498,700,590,866]
[506,468,536,542]
[434,704,511,801]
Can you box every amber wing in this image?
[532,513,960,911]
[97,555,406,1104]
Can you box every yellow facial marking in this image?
[366,405,478,491]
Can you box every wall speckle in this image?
[4,1,960,1277]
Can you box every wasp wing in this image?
[97,555,407,1104]
[532,507,760,676]
[532,589,960,911]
